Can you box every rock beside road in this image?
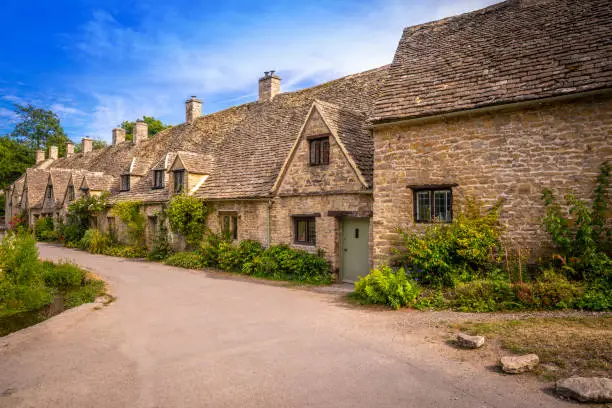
[456,333,485,349]
[556,377,612,403]
[500,354,539,374]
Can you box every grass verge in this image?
[453,315,611,381]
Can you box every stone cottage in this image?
[369,0,612,264]
[4,0,611,281]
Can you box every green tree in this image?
[10,104,71,156]
[0,136,34,191]
[120,116,171,141]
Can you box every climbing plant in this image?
[111,201,145,246]
[166,194,210,248]
[64,193,109,244]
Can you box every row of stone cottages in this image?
[4,0,611,282]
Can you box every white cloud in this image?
[2,95,27,104]
[50,103,86,116]
[68,0,501,141]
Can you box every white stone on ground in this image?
[500,354,539,374]
[456,333,485,349]
[556,377,612,403]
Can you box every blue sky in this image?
[0,0,498,143]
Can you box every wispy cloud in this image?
[2,95,27,104]
[65,0,500,141]
[50,103,86,116]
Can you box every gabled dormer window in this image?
[173,170,185,193]
[121,175,130,191]
[309,136,330,166]
[153,170,164,189]
[46,185,53,199]
[67,185,75,202]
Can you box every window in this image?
[221,214,238,240]
[413,189,452,223]
[174,170,185,193]
[153,170,164,189]
[67,185,75,202]
[294,217,316,245]
[121,175,130,191]
[46,185,53,199]
[309,136,330,166]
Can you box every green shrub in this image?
[395,198,503,287]
[413,289,449,310]
[217,241,241,271]
[167,195,211,248]
[574,280,612,311]
[102,245,148,258]
[542,163,611,281]
[34,217,55,241]
[64,193,109,245]
[78,228,111,254]
[64,280,105,308]
[354,266,420,310]
[237,240,264,265]
[245,245,331,283]
[200,233,226,267]
[0,282,53,311]
[0,232,42,285]
[42,262,85,289]
[164,252,204,269]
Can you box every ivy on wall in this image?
[112,201,145,246]
[166,194,210,248]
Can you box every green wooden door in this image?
[341,217,370,283]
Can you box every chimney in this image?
[82,137,93,154]
[35,149,45,164]
[133,120,148,144]
[66,142,74,157]
[112,128,126,145]
[258,71,281,102]
[49,145,58,160]
[185,96,202,124]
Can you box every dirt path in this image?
[0,244,576,408]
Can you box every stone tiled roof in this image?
[314,99,373,186]
[371,0,612,123]
[173,151,214,174]
[23,168,51,210]
[82,173,117,192]
[38,66,387,202]
[49,169,74,206]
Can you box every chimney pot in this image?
[49,145,58,160]
[112,128,126,145]
[185,96,202,124]
[133,120,148,144]
[82,137,93,154]
[66,142,74,157]
[35,149,45,164]
[258,71,281,102]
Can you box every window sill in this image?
[151,186,164,190]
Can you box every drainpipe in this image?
[267,199,272,248]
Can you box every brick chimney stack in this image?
[35,149,45,164]
[49,145,58,160]
[185,96,202,124]
[258,71,281,102]
[82,137,93,154]
[133,120,148,144]
[112,128,126,146]
[66,142,74,157]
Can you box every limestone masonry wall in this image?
[373,93,612,265]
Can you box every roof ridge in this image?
[402,1,510,34]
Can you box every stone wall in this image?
[270,193,372,274]
[277,107,365,195]
[372,93,612,265]
[207,200,269,244]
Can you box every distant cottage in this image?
[5,0,611,281]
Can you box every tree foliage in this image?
[0,136,35,190]
[9,104,70,156]
[120,116,171,141]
